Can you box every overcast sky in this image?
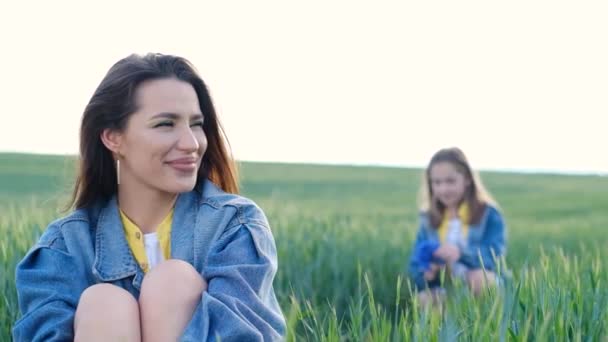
[1,1,606,174]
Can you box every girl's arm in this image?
[408,221,431,290]
[460,207,506,270]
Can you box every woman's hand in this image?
[433,243,461,263]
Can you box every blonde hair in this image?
[417,147,498,227]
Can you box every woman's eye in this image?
[191,121,204,128]
[154,121,174,128]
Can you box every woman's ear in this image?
[100,128,123,156]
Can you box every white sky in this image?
[1,1,606,173]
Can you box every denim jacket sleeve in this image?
[459,206,507,270]
[407,220,429,290]
[180,221,286,341]
[12,226,88,342]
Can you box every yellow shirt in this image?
[120,208,173,273]
[438,203,470,243]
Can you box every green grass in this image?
[1,153,607,340]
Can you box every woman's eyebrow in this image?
[150,112,179,120]
[149,113,204,120]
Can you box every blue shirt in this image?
[13,179,286,341]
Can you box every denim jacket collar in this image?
[422,204,492,236]
[92,179,222,287]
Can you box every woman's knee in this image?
[138,260,206,341]
[76,283,139,320]
[140,259,206,303]
[74,284,140,341]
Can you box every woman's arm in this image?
[12,229,88,342]
[180,222,286,341]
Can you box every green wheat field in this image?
[1,153,607,341]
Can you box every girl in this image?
[408,147,507,306]
[13,53,286,341]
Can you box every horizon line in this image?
[1,150,606,177]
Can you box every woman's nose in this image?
[177,127,200,152]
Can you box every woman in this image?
[408,147,507,307]
[13,53,285,341]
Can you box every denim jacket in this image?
[408,204,507,290]
[13,179,286,341]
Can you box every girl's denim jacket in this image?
[13,180,286,341]
[408,205,507,290]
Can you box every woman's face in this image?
[109,77,207,195]
[429,161,470,209]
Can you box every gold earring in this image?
[116,159,120,185]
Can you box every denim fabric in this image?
[408,205,507,290]
[13,179,286,341]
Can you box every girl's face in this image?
[429,161,471,209]
[106,77,208,195]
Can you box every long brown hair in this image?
[417,147,497,228]
[68,53,238,210]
